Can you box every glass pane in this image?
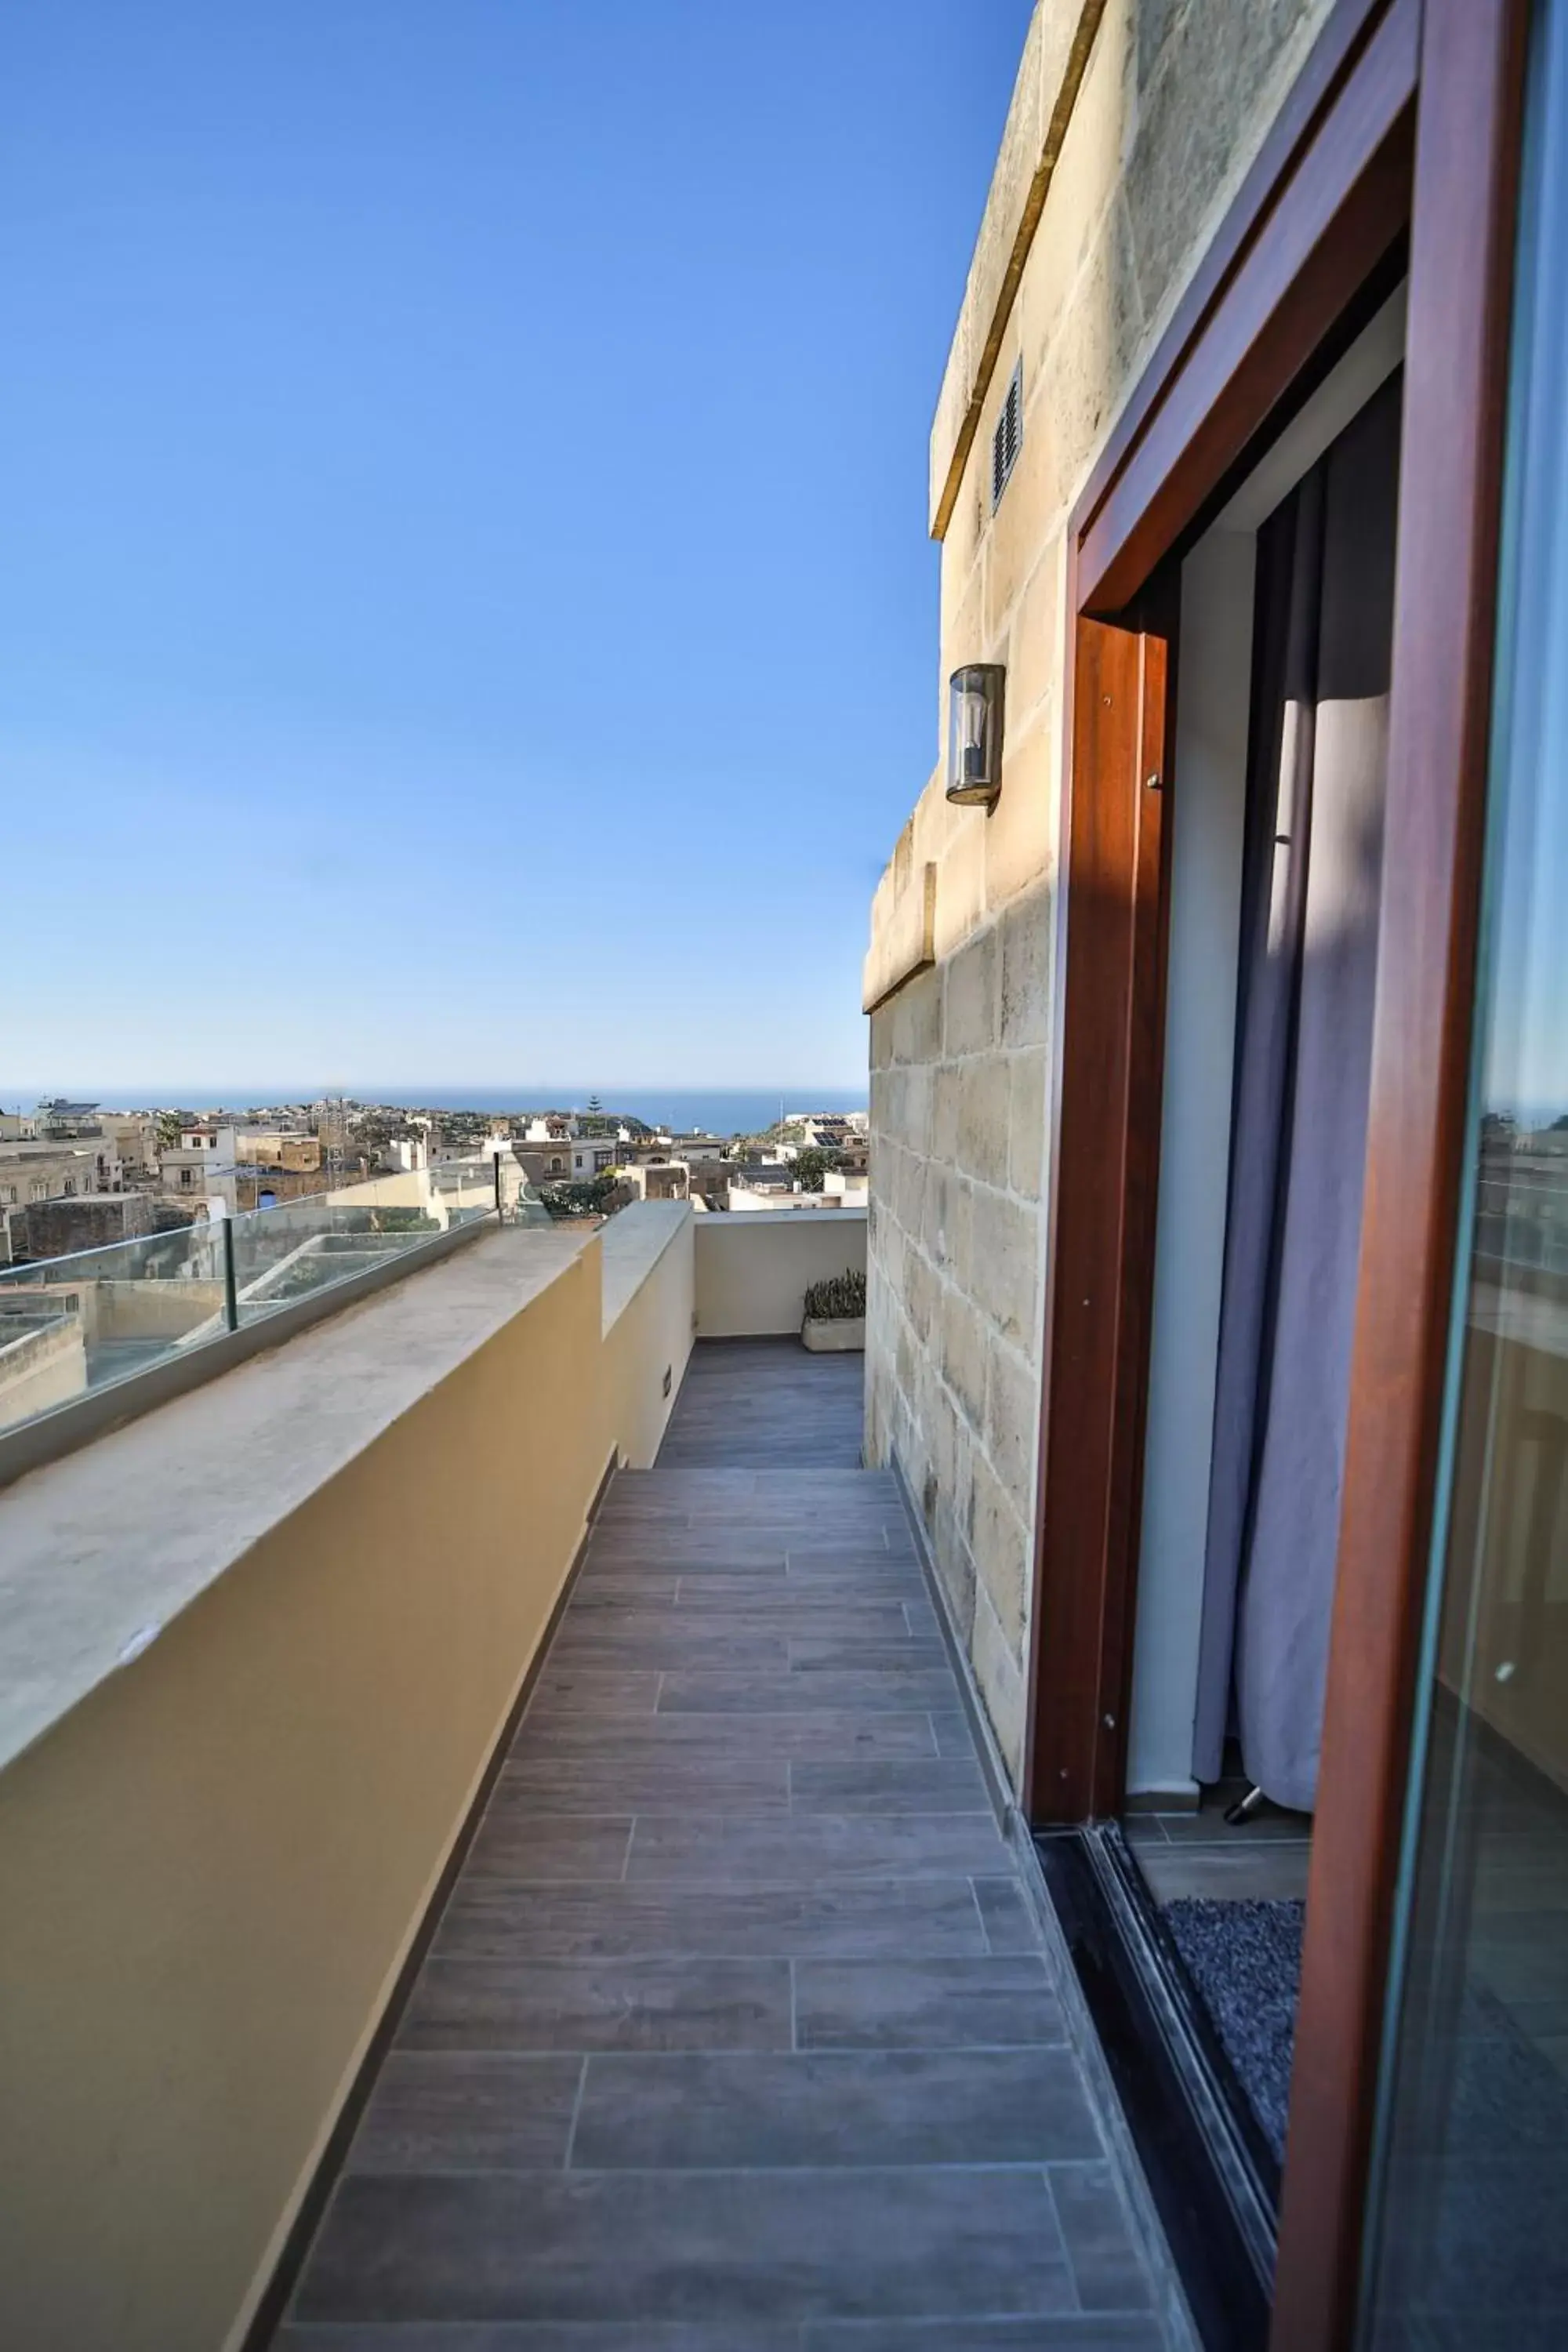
[227,1167,488,1326]
[1363,5,1568,2342]
[0,1218,228,1425]
[0,1160,510,1439]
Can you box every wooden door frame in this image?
[1022,0,1529,2338]
[1025,0,1420,1828]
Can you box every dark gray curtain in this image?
[1192,371,1402,1811]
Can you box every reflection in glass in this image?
[1363,5,1568,2340]
[0,1154,523,1438]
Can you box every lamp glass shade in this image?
[946,664,1004,805]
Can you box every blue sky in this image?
[0,0,1032,1103]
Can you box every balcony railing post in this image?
[223,1213,239,1333]
[493,1153,503,1223]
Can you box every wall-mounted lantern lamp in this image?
[946,662,1005,808]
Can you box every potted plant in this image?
[801,1268,866,1353]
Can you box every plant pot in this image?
[801,1315,866,1354]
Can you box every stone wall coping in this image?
[863,855,938,1014]
[697,1207,868,1230]
[928,0,1106,539]
[600,1198,692,1334]
[0,1225,592,1779]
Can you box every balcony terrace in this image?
[275,1336,1175,2347]
[0,1197,1183,2347]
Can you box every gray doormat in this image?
[1162,1895,1303,2161]
[1163,1894,1568,2337]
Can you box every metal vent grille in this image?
[991,359,1023,510]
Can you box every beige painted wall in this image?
[695,1207,868,1339]
[864,0,1339,1783]
[0,1214,699,2352]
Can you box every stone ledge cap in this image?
[929,0,1108,540]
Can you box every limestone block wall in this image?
[864,0,1338,1786]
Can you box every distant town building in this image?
[98,1113,159,1176]
[34,1098,103,1139]
[684,1160,734,1210]
[234,1164,326,1211]
[9,1190,156,1262]
[0,1138,127,1262]
[514,1143,572,1185]
[382,1137,429,1174]
[159,1127,238,1214]
[782,1110,870,1149]
[230,1127,321,1174]
[570,1142,619,1181]
[609,1161,690,1207]
[727,1181,860,1213]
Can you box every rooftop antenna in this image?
[320,1091,348,1189]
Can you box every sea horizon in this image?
[4,1085,869,1139]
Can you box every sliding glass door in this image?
[1360,3,1568,2339]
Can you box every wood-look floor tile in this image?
[789,1759,992,1815]
[548,1627,789,1671]
[400,1955,793,2053]
[1134,1844,1312,1904]
[296,2167,1073,2325]
[463,1812,632,1883]
[347,2053,581,2172]
[779,1559,923,1588]
[280,2327,800,2350]
[507,1712,939,1762]
[793,1955,1063,2050]
[583,1541,789,1570]
[434,1879,993,1962]
[622,1813,1006,1886]
[665,1601,916,1639]
[1049,2163,1156,2312]
[972,1878,1044,1955]
[571,2046,1099,2169]
[805,2321,1167,2349]
[567,1576,680,1607]
[500,1754,791,1813]
[928,1710,981,1759]
[786,1639,949,1673]
[658,1671,958,1715]
[524,1668,662,1716]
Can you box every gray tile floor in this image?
[277,1347,1176,2348]
[1125,1780,1313,1907]
[655,1337,867,1470]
